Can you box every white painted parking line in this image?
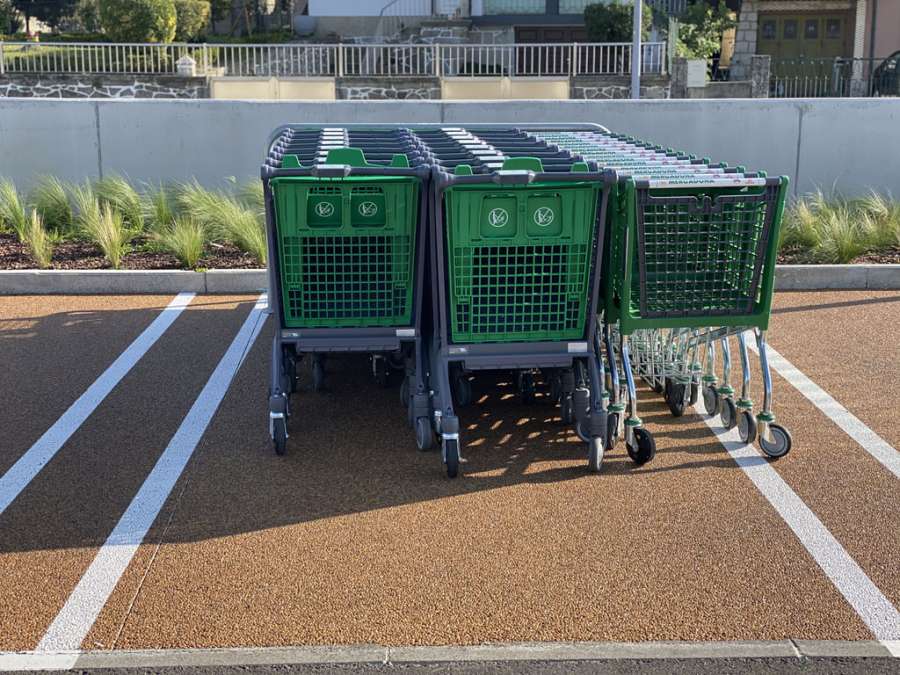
[0,292,195,517]
[747,336,900,480]
[36,294,268,652]
[697,406,900,642]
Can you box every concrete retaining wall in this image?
[0,98,897,197]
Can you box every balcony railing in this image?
[0,41,668,78]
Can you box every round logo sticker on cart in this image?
[488,208,509,228]
[314,201,335,218]
[533,206,555,227]
[358,201,379,217]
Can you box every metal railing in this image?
[770,56,899,98]
[0,41,669,78]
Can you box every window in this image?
[783,20,797,39]
[805,19,819,39]
[826,19,841,39]
[761,20,776,40]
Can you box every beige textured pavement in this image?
[0,292,896,652]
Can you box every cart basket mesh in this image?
[634,185,779,318]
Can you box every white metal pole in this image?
[631,0,642,99]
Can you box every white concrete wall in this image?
[0,98,898,197]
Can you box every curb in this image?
[0,269,268,295]
[0,641,895,671]
[0,266,898,295]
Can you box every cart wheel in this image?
[703,385,719,416]
[312,359,325,392]
[626,427,656,465]
[519,371,536,404]
[399,376,410,408]
[720,397,738,430]
[443,438,460,478]
[738,410,757,444]
[606,412,619,450]
[759,423,792,459]
[452,374,472,407]
[575,418,591,444]
[415,417,434,451]
[666,383,687,417]
[273,417,288,456]
[587,436,604,473]
[689,382,699,406]
[653,380,664,394]
[560,395,574,425]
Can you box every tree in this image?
[585,1,653,43]
[174,0,210,40]
[13,0,79,32]
[98,0,176,42]
[0,0,23,34]
[675,1,736,60]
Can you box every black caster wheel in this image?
[606,412,619,450]
[626,427,656,465]
[272,417,288,456]
[666,382,687,417]
[415,417,434,451]
[312,359,325,392]
[575,417,591,444]
[399,376,410,407]
[720,397,738,430]
[443,438,460,478]
[653,380,664,394]
[518,371,536,404]
[587,436,604,473]
[452,374,472,407]
[560,395,574,425]
[759,423,792,459]
[689,382,699,406]
[703,384,719,417]
[738,410,757,444]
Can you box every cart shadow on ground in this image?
[0,301,747,554]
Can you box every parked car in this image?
[873,50,900,96]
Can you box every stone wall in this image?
[0,74,208,99]
[336,77,441,99]
[571,75,670,99]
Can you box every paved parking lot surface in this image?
[0,291,898,665]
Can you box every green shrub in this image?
[144,183,177,236]
[174,0,210,41]
[0,0,23,34]
[23,211,54,269]
[176,180,266,264]
[98,0,176,42]
[82,203,131,269]
[74,0,102,33]
[675,1,736,60]
[585,1,652,42]
[0,179,28,241]
[156,217,205,268]
[30,176,74,237]
[95,175,144,232]
[782,190,900,263]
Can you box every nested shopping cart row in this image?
[260,124,790,478]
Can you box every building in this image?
[730,0,899,80]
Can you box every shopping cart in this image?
[261,125,431,454]
[419,125,616,477]
[546,129,791,460]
